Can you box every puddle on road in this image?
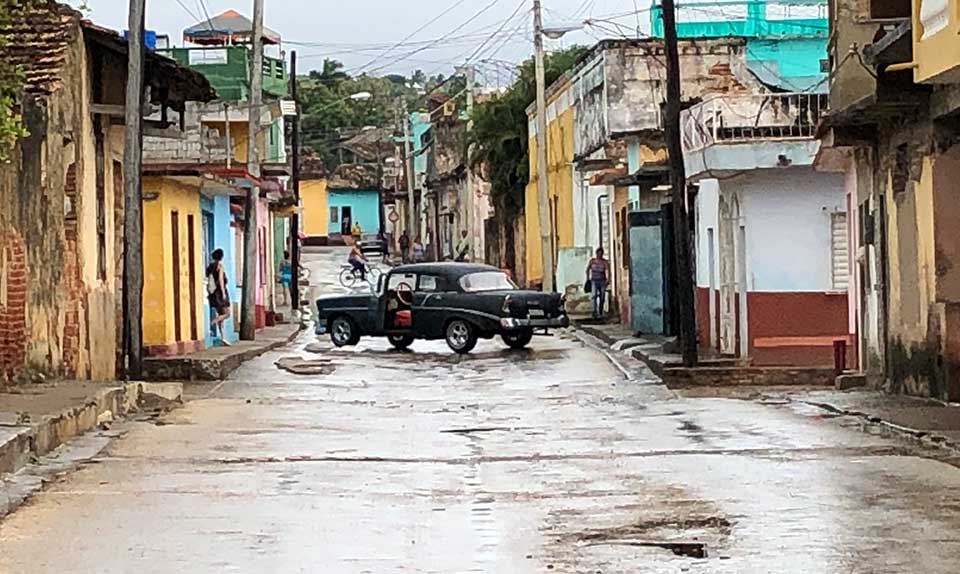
[274,357,337,376]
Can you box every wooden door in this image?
[187,214,198,342]
[171,211,182,343]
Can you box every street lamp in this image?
[533,0,583,292]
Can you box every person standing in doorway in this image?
[398,230,411,263]
[455,230,471,262]
[279,250,292,306]
[206,248,232,346]
[586,247,610,320]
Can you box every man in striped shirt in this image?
[586,248,610,319]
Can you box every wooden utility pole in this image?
[533,0,554,292]
[289,50,301,313]
[240,0,264,341]
[122,0,146,379]
[462,65,476,260]
[662,0,698,367]
[402,99,416,240]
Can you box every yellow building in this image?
[910,0,960,83]
[301,178,329,242]
[141,176,206,356]
[524,80,575,286]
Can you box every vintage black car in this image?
[315,263,569,353]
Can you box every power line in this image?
[463,0,529,65]
[195,0,216,32]
[353,0,475,75]
[173,0,200,22]
[361,0,505,76]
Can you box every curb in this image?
[794,398,960,454]
[142,325,304,381]
[0,382,183,477]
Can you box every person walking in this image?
[586,247,610,320]
[413,235,425,263]
[206,248,232,345]
[398,230,411,263]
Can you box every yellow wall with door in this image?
[201,120,269,165]
[301,178,329,237]
[523,92,575,286]
[142,176,205,349]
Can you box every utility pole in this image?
[402,99,417,241]
[462,65,476,260]
[289,50,301,313]
[240,0,264,341]
[533,0,554,292]
[122,0,146,379]
[662,0,698,367]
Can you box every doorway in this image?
[341,206,352,237]
[171,211,182,343]
[187,214,198,342]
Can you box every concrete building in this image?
[685,92,848,367]
[0,2,213,381]
[141,8,291,352]
[817,0,960,398]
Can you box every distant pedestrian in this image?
[413,235,425,263]
[586,247,610,319]
[206,248,232,346]
[455,230,470,262]
[351,221,362,242]
[279,250,292,306]
[398,230,411,263]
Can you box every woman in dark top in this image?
[206,248,232,346]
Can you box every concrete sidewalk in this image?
[0,380,182,476]
[142,323,302,382]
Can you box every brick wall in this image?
[664,366,836,387]
[0,232,27,380]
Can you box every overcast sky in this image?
[69,0,654,83]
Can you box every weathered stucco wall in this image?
[0,29,120,381]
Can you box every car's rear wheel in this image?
[445,319,477,354]
[330,316,359,347]
[502,329,533,350]
[388,334,414,350]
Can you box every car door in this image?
[384,271,417,332]
[413,274,448,339]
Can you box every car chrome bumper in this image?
[500,316,569,329]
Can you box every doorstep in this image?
[141,323,302,381]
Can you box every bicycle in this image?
[339,262,383,289]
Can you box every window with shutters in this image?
[831,212,850,290]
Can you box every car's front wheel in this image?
[330,316,359,347]
[388,334,414,351]
[445,319,477,354]
[502,329,533,350]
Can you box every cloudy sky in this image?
[69,0,655,82]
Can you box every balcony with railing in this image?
[158,46,288,101]
[681,92,827,177]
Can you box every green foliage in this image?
[468,46,588,217]
[0,0,31,161]
[298,59,462,170]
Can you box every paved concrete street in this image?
[1,249,960,573]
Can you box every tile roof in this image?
[0,0,82,95]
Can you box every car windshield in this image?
[459,271,517,292]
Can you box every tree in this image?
[468,46,587,217]
[0,0,33,161]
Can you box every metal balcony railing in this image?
[681,92,828,152]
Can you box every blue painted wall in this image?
[201,194,238,347]
[327,189,381,235]
[649,1,828,92]
[411,112,431,178]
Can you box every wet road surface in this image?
[2,250,960,572]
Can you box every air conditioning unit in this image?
[443,101,456,117]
